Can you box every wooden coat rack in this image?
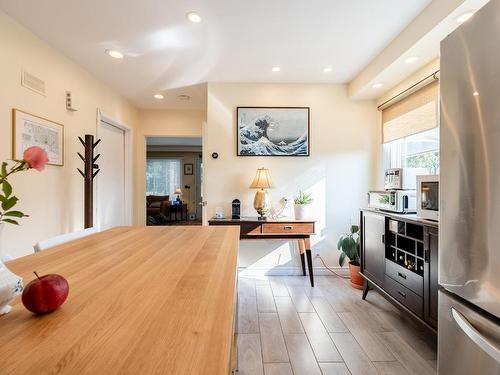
[77,135,101,229]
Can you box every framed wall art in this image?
[184,163,193,175]
[12,109,64,166]
[236,107,310,156]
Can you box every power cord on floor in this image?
[314,253,351,279]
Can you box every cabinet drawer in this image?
[385,260,423,296]
[262,223,314,234]
[384,275,423,318]
[240,223,262,235]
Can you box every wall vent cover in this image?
[21,71,46,96]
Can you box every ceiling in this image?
[0,0,432,109]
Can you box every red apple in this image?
[22,272,69,314]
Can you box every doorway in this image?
[96,112,132,230]
[145,136,203,226]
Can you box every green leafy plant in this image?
[337,225,360,267]
[294,191,313,205]
[0,147,48,225]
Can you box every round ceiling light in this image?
[105,50,124,59]
[272,66,281,72]
[405,56,418,64]
[186,12,202,23]
[372,83,383,89]
[456,12,474,24]
[323,67,332,73]
[153,94,164,100]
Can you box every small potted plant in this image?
[337,225,364,289]
[294,191,313,220]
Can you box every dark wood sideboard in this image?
[360,209,439,331]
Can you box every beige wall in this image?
[135,109,206,224]
[0,11,138,259]
[205,83,380,271]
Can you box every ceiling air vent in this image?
[21,71,46,96]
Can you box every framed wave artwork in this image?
[237,107,310,156]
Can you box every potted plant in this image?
[337,224,364,289]
[0,146,48,315]
[294,191,313,220]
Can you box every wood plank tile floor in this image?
[237,274,437,375]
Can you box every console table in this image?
[169,203,188,222]
[209,217,316,287]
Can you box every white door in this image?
[97,120,125,230]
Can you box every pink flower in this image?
[23,147,49,171]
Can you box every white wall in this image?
[205,83,380,273]
[0,11,138,259]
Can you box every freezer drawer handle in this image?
[452,308,500,363]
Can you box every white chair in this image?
[33,227,98,253]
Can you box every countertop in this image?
[0,226,240,375]
[361,207,439,228]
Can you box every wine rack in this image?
[385,220,425,276]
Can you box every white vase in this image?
[294,204,310,220]
[0,224,24,315]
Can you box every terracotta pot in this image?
[348,262,364,290]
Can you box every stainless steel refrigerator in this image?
[440,0,500,373]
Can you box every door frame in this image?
[143,135,203,225]
[96,109,134,229]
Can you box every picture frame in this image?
[12,109,64,166]
[184,163,193,175]
[236,107,310,156]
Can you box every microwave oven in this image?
[368,190,416,213]
[416,175,439,221]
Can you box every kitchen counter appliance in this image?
[367,190,416,213]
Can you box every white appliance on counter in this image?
[367,190,416,213]
[384,168,426,190]
[439,0,500,373]
[416,175,439,221]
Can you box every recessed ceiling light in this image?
[272,66,281,72]
[153,94,164,100]
[405,56,418,64]
[323,67,332,73]
[473,91,479,96]
[105,49,124,59]
[372,83,383,89]
[186,12,201,23]
[456,11,474,24]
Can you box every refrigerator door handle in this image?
[452,308,500,363]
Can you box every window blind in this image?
[382,80,439,143]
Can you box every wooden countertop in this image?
[0,226,240,375]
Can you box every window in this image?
[383,127,439,174]
[146,158,181,197]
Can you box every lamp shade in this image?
[174,187,182,194]
[249,168,273,189]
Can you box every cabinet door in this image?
[424,226,439,328]
[362,212,386,286]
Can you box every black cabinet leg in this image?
[362,280,370,300]
[305,249,314,287]
[300,253,306,276]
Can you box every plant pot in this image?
[348,261,364,290]
[294,204,310,220]
[0,224,24,315]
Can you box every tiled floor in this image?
[236,273,437,375]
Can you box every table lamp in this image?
[249,167,273,220]
[174,187,182,204]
